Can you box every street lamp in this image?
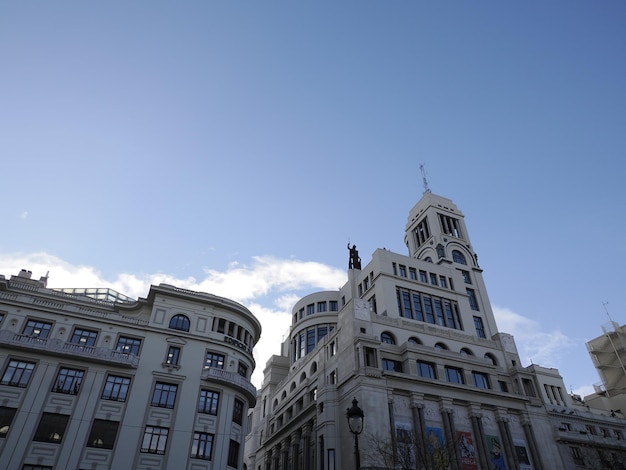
[346,397,364,470]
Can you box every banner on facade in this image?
[426,427,448,470]
[513,438,532,470]
[456,431,478,470]
[485,434,507,470]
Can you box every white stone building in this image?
[0,270,261,470]
[244,191,626,470]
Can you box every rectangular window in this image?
[461,270,472,284]
[205,352,225,369]
[423,297,435,324]
[409,267,417,280]
[498,381,509,393]
[474,316,486,338]
[233,398,244,425]
[0,407,17,438]
[467,289,479,311]
[439,276,447,288]
[70,328,98,346]
[22,319,52,338]
[430,273,438,285]
[445,366,464,384]
[438,213,462,238]
[522,378,536,397]
[191,432,214,460]
[116,336,142,356]
[166,346,180,365]
[52,367,84,394]
[141,426,169,454]
[23,466,53,470]
[434,299,445,326]
[398,289,413,319]
[307,328,316,353]
[317,301,327,312]
[299,331,306,359]
[102,375,131,401]
[238,362,248,378]
[472,371,490,389]
[444,302,456,329]
[392,263,397,275]
[307,304,315,316]
[227,439,240,468]
[570,446,583,465]
[414,218,431,247]
[87,419,119,449]
[1,360,36,387]
[412,293,424,321]
[382,359,402,373]
[151,382,178,408]
[329,301,338,312]
[33,412,70,443]
[198,390,220,415]
[399,265,407,277]
[417,361,436,379]
[419,270,427,283]
[317,326,328,341]
[363,277,369,290]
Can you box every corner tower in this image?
[404,192,478,269]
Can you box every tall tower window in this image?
[413,218,431,248]
[439,214,463,238]
[452,250,467,265]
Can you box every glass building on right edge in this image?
[245,190,626,470]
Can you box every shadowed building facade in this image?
[0,271,261,470]
[245,191,626,470]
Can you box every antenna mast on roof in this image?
[603,301,613,322]
[420,164,431,194]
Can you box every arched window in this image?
[434,342,449,350]
[290,382,297,391]
[460,347,474,356]
[484,353,498,366]
[408,336,422,345]
[425,257,433,263]
[452,250,467,265]
[281,390,287,400]
[310,362,318,374]
[169,314,190,332]
[381,331,396,345]
[300,372,307,383]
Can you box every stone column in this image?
[410,396,428,467]
[440,405,460,470]
[470,413,489,469]
[291,429,302,470]
[281,437,290,470]
[496,417,517,470]
[302,421,312,470]
[522,419,544,470]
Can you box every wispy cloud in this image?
[19,211,28,220]
[0,252,346,387]
[493,305,578,369]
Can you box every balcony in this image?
[202,367,257,405]
[0,330,139,367]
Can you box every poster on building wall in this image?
[512,439,532,470]
[456,431,478,470]
[426,427,448,470]
[395,417,416,467]
[485,435,507,470]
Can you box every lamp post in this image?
[346,397,364,470]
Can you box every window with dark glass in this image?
[233,398,244,425]
[151,382,178,408]
[380,332,395,344]
[445,366,464,384]
[198,390,220,415]
[1,360,35,387]
[204,352,225,369]
[307,304,315,316]
[317,301,327,312]
[102,375,131,401]
[399,265,407,277]
[423,297,435,324]
[414,218,431,247]
[460,270,471,284]
[417,361,436,379]
[22,320,52,338]
[165,346,181,365]
[227,439,240,468]
[115,336,142,355]
[439,214,462,238]
[439,276,447,288]
[409,267,417,280]
[141,426,169,454]
[434,299,445,326]
[0,407,17,437]
[382,359,402,372]
[306,328,316,353]
[70,328,98,346]
[52,367,84,394]
[467,289,479,311]
[87,419,119,449]
[452,250,467,265]
[419,270,427,282]
[474,316,486,338]
[429,273,438,285]
[191,432,214,460]
[472,371,490,389]
[22,465,53,470]
[329,301,338,311]
[33,413,70,443]
[498,381,509,393]
[169,314,190,332]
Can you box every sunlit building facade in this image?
[245,191,626,470]
[0,270,261,470]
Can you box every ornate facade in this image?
[245,191,626,470]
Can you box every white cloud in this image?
[0,252,346,388]
[19,211,28,220]
[493,305,577,369]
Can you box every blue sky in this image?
[1,2,625,392]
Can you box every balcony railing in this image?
[0,330,139,367]
[202,367,257,405]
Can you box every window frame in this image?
[115,336,142,356]
[169,314,190,332]
[417,361,437,379]
[86,419,119,449]
[70,327,98,346]
[445,366,464,384]
[52,367,85,395]
[140,425,169,454]
[101,374,131,402]
[22,319,52,338]
[204,351,225,369]
[191,431,215,460]
[33,412,70,443]
[151,382,178,409]
[198,389,220,415]
[1,359,36,387]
